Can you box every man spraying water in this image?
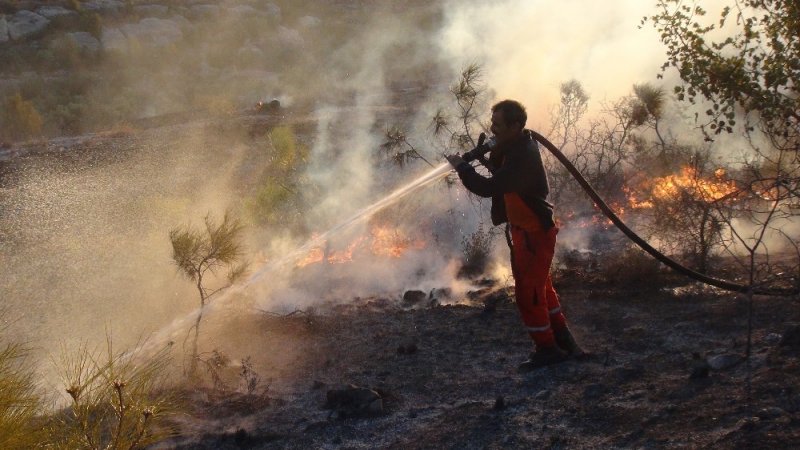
[446,99,585,372]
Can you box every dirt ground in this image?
[161,276,800,449]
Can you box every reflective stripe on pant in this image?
[509,224,567,348]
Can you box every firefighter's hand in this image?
[445,154,465,169]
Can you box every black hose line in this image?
[528,130,798,297]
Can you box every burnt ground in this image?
[161,279,800,449]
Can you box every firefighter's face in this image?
[490,110,523,145]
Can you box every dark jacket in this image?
[454,130,555,229]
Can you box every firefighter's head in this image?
[490,99,527,146]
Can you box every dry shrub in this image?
[458,224,494,279]
[599,245,666,289]
[47,338,180,449]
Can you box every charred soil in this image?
[163,280,800,449]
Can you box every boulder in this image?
[189,4,220,19]
[0,16,8,43]
[298,15,321,28]
[402,290,426,306]
[66,32,101,53]
[277,26,303,49]
[81,0,124,13]
[706,353,742,371]
[263,3,281,19]
[35,6,77,20]
[133,5,169,17]
[120,18,183,47]
[100,27,127,52]
[7,10,50,41]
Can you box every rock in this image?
[82,0,124,13]
[0,16,8,43]
[764,332,782,345]
[706,353,742,371]
[402,290,426,306]
[119,18,183,47]
[133,5,170,17]
[229,5,261,17]
[189,4,220,19]
[66,32,101,53]
[7,10,50,41]
[277,26,303,49]
[756,406,785,419]
[100,27,127,52]
[325,385,383,418]
[493,395,506,410]
[690,353,711,379]
[35,6,77,20]
[299,15,321,28]
[263,3,281,18]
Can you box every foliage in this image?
[169,212,248,377]
[269,125,308,171]
[458,223,494,278]
[1,92,43,141]
[0,342,43,449]
[47,338,179,449]
[648,0,799,141]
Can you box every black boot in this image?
[517,345,568,373]
[554,327,586,357]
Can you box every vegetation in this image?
[47,338,179,449]
[169,212,249,377]
[0,342,43,448]
[1,92,43,141]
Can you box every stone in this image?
[189,4,220,19]
[66,32,101,53]
[299,15,321,28]
[119,18,182,47]
[764,332,782,345]
[263,3,281,18]
[7,10,50,41]
[756,406,785,419]
[35,6,77,20]
[229,5,261,17]
[100,27,127,52]
[325,385,383,418]
[82,0,124,13]
[706,353,742,371]
[0,16,8,43]
[402,290,426,306]
[277,26,304,49]
[133,5,169,17]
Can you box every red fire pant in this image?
[509,224,567,349]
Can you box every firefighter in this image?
[446,99,584,371]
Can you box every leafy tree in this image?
[169,212,248,377]
[648,0,799,143]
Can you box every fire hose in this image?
[463,131,798,297]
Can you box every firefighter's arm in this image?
[451,158,520,198]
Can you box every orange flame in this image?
[295,226,425,268]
